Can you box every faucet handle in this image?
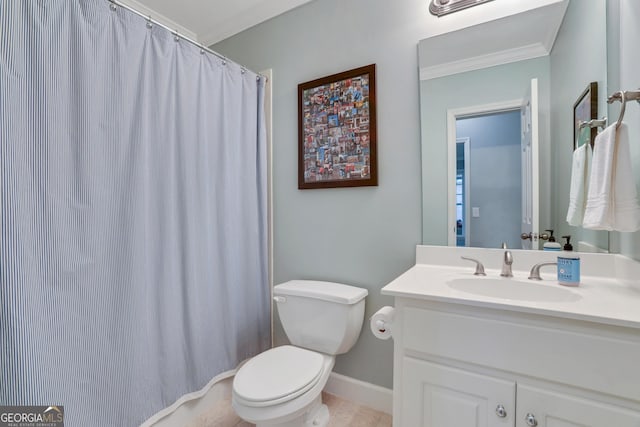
[461,256,486,276]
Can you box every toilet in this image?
[232,280,368,427]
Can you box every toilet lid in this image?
[233,345,325,405]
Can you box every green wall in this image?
[214,0,431,388]
[212,0,637,390]
[550,0,609,252]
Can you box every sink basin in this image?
[447,278,581,302]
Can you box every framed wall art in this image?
[298,64,377,189]
[573,81,598,149]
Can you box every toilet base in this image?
[233,351,335,427]
[254,395,330,427]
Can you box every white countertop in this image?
[381,246,640,329]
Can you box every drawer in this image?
[403,306,640,402]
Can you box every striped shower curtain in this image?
[0,1,270,425]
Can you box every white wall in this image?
[213,0,438,389]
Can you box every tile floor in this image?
[186,391,392,427]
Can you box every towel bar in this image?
[579,118,607,129]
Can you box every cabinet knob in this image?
[525,413,538,426]
[495,404,507,418]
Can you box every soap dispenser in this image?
[543,229,561,251]
[558,235,580,286]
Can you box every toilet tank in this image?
[274,280,368,355]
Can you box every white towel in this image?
[583,123,640,231]
[566,140,591,226]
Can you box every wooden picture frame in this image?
[573,82,598,149]
[298,64,377,189]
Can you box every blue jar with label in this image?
[557,254,580,286]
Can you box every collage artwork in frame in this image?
[298,64,377,189]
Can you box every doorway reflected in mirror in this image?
[455,110,522,248]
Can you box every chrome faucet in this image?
[500,242,513,277]
[528,262,557,280]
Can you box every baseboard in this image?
[323,372,393,415]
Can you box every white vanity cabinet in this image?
[390,299,640,427]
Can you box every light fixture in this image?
[429,0,495,17]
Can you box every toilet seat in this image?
[233,345,325,407]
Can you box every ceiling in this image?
[119,0,315,46]
[119,0,569,69]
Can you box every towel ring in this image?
[606,90,627,129]
[615,91,626,129]
[608,89,640,129]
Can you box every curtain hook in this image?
[109,2,117,11]
[146,17,153,29]
[173,31,180,42]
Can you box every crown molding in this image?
[420,43,549,81]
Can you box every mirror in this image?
[419,0,611,252]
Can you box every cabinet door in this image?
[402,357,515,427]
[516,384,640,427]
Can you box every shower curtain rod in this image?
[106,0,267,81]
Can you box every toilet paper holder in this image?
[370,306,395,340]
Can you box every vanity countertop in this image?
[381,246,640,329]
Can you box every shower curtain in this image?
[0,1,270,426]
